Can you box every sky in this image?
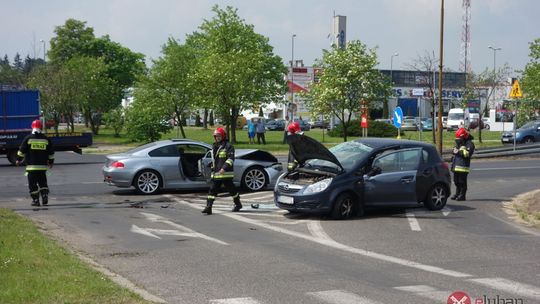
[1,0,538,75]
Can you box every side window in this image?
[421,149,429,164]
[181,144,210,155]
[148,145,180,157]
[373,149,421,173]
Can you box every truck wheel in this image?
[7,150,18,165]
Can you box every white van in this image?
[447,108,465,131]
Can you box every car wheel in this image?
[523,136,535,144]
[424,184,448,211]
[485,124,490,130]
[134,170,162,195]
[331,193,358,220]
[242,166,267,191]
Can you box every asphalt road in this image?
[1,152,539,304]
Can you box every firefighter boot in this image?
[31,193,40,207]
[456,186,467,201]
[41,188,49,206]
[202,202,213,215]
[450,187,461,200]
[232,196,242,212]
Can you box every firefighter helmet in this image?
[31,119,43,130]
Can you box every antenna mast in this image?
[460,0,471,74]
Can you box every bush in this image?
[103,107,125,137]
[328,119,402,138]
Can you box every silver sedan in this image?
[102,139,282,194]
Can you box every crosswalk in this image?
[208,283,540,303]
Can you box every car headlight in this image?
[515,132,520,137]
[303,178,333,194]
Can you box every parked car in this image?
[310,120,330,129]
[293,119,311,131]
[501,120,540,144]
[481,117,490,130]
[266,119,286,131]
[103,139,282,194]
[275,136,451,219]
[401,118,418,131]
[419,118,433,131]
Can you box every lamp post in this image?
[390,52,399,84]
[488,45,501,130]
[290,34,296,120]
[40,39,46,62]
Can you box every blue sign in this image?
[393,107,403,128]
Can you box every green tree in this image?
[132,38,198,139]
[305,41,392,141]
[103,106,125,137]
[48,19,95,63]
[189,6,287,143]
[521,38,540,122]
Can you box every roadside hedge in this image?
[328,119,403,138]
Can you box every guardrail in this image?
[443,143,540,161]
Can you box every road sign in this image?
[509,79,523,98]
[361,114,368,128]
[393,107,403,128]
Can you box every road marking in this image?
[306,290,383,304]
[131,224,161,239]
[239,191,274,199]
[405,211,421,231]
[167,196,472,278]
[468,277,540,300]
[210,297,261,304]
[394,285,451,302]
[474,166,540,171]
[81,181,103,184]
[139,212,229,245]
[442,207,452,216]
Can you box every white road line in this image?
[139,212,229,245]
[81,181,103,184]
[394,285,451,302]
[210,297,262,304]
[405,211,421,231]
[167,196,472,278]
[474,166,540,171]
[239,191,274,198]
[306,290,383,304]
[442,207,452,217]
[468,277,540,300]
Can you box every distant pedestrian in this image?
[256,118,266,145]
[16,120,54,206]
[450,127,475,201]
[247,120,255,144]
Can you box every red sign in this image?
[447,291,471,304]
[361,114,368,128]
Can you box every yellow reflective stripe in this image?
[207,195,215,200]
[212,173,234,179]
[454,166,470,173]
[225,159,233,166]
[28,139,48,144]
[459,147,469,158]
[30,190,40,195]
[218,152,227,158]
[26,165,48,171]
[17,151,25,157]
[48,155,55,159]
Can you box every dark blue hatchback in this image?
[274,136,451,219]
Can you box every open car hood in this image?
[288,134,343,170]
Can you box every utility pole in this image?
[437,0,445,155]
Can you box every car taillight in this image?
[441,162,449,170]
[111,161,125,168]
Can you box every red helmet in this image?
[455,127,469,139]
[213,127,226,139]
[287,121,301,134]
[31,119,43,130]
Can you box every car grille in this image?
[277,183,302,194]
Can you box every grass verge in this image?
[83,125,505,154]
[0,208,152,304]
[503,190,540,229]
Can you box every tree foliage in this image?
[304,41,392,141]
[517,38,540,123]
[188,6,287,143]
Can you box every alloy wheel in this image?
[137,171,160,194]
[244,168,266,191]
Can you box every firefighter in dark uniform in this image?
[450,127,475,201]
[286,121,302,172]
[16,119,54,206]
[202,127,242,215]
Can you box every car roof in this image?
[353,137,436,150]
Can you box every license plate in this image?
[502,138,511,142]
[278,195,294,205]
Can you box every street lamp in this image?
[390,52,399,84]
[40,39,46,62]
[290,34,296,120]
[488,45,501,75]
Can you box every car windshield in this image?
[520,121,540,129]
[449,113,464,120]
[305,141,373,172]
